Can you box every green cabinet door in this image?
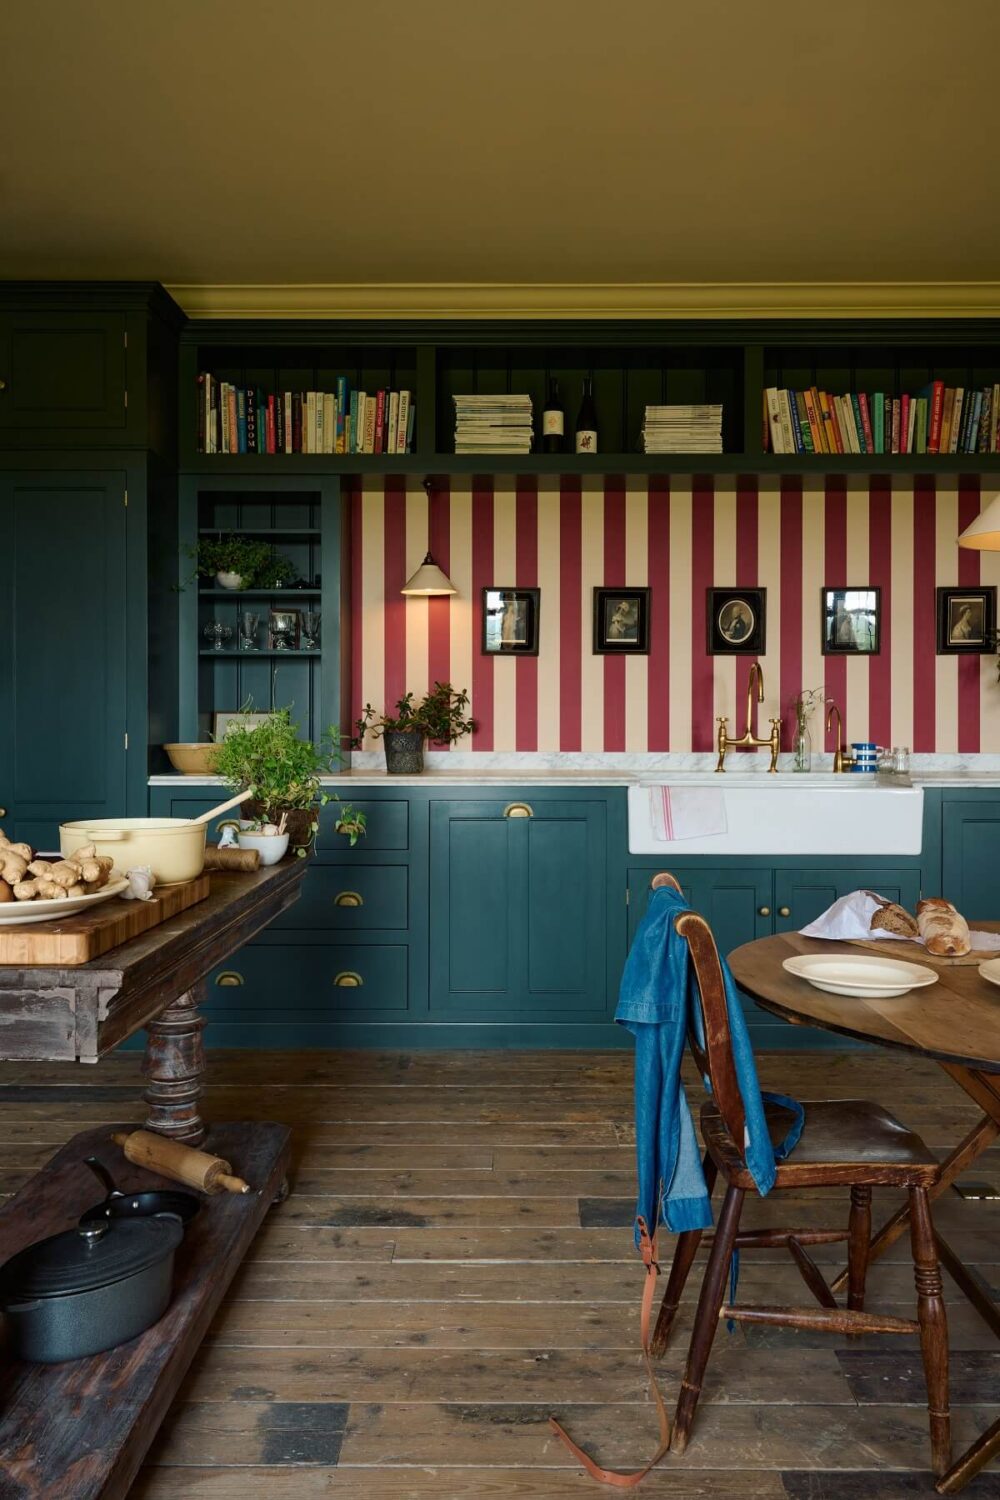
[430,798,608,1019]
[0,312,128,440]
[942,799,1000,921]
[0,473,128,848]
[773,868,923,933]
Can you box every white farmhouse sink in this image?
[628,775,924,855]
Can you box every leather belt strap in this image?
[549,1215,671,1486]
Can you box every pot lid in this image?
[0,1215,183,1299]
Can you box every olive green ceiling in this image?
[4,0,1000,301]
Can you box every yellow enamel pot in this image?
[59,818,208,885]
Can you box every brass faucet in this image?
[715,662,781,773]
[826,702,854,773]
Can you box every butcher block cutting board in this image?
[0,875,211,966]
[849,936,1000,966]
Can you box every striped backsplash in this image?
[350,474,1000,754]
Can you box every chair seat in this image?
[701,1097,940,1189]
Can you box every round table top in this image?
[728,927,1000,1073]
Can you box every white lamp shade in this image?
[401,552,457,596]
[958,492,1000,550]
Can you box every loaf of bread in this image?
[916,898,971,956]
[869,896,919,938]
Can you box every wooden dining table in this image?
[729,927,1000,1495]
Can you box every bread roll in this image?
[916,898,971,957]
[869,901,919,938]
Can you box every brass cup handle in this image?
[503,802,533,819]
[334,891,363,908]
[215,971,244,987]
[334,971,363,987]
[779,906,791,917]
[758,906,771,917]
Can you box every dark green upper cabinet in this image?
[0,471,129,848]
[429,798,609,1019]
[941,799,1000,922]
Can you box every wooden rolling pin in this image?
[111,1130,250,1194]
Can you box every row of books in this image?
[765,383,1000,456]
[454,394,533,454]
[197,374,415,454]
[641,404,723,454]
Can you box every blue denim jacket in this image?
[615,885,804,1237]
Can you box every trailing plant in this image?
[212,705,365,851]
[354,683,477,746]
[186,536,297,589]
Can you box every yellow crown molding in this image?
[167,280,1000,321]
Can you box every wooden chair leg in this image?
[847,1184,872,1317]
[650,1155,718,1359]
[909,1185,951,1479]
[671,1184,744,1455]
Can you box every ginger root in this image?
[1,855,28,884]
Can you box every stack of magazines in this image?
[641,404,723,453]
[454,394,533,454]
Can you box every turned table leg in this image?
[142,986,207,1145]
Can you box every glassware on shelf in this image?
[269,609,300,651]
[239,611,261,651]
[203,622,233,652]
[301,610,321,650]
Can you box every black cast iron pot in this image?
[79,1155,200,1226]
[0,1213,183,1363]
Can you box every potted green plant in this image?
[212,707,366,852]
[188,536,297,591]
[354,683,476,774]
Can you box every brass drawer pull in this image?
[0,807,6,818]
[215,971,244,987]
[334,971,363,987]
[503,802,533,819]
[334,891,363,908]
[779,906,791,918]
[758,906,771,917]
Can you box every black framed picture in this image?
[481,587,540,655]
[822,586,881,655]
[593,587,650,654]
[936,586,997,654]
[707,588,766,655]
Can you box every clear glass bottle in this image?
[792,720,812,772]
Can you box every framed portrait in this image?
[936,586,997,654]
[482,587,540,655]
[707,588,766,655]
[212,711,274,738]
[822,586,881,655]
[593,587,650,654]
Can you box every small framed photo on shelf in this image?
[212,711,274,738]
[822,586,881,654]
[936,586,997,654]
[268,608,301,651]
[593,587,650,654]
[707,588,766,655]
[482,587,540,655]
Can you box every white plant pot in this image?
[236,830,290,866]
[216,571,244,590]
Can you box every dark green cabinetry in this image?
[773,867,923,931]
[429,798,608,1019]
[941,796,1000,921]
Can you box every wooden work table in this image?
[0,859,308,1500]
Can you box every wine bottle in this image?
[575,375,598,454]
[542,378,565,453]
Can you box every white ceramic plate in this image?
[978,959,1000,990]
[0,878,129,926]
[782,952,939,998]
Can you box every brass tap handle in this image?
[715,717,730,773]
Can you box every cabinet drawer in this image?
[317,798,409,852]
[273,864,408,931]
[209,943,408,1013]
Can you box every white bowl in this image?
[236,830,289,866]
[0,878,129,926]
[782,953,938,998]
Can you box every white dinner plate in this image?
[782,952,939,998]
[0,878,129,926]
[978,959,1000,989]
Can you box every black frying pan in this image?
[79,1156,201,1226]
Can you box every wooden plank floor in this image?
[1,1049,999,1499]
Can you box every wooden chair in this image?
[647,873,951,1478]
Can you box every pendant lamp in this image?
[958,493,1000,550]
[400,477,458,595]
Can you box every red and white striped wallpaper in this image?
[350,474,1000,755]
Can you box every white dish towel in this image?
[649,785,728,842]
